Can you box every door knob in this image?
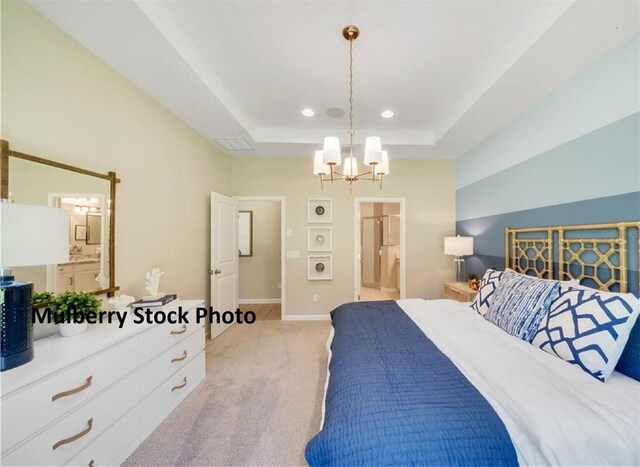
[210,269,222,275]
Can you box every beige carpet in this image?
[124,320,330,466]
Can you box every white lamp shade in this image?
[444,235,474,256]
[322,136,341,166]
[313,150,329,175]
[343,156,359,178]
[364,136,383,166]
[375,151,390,175]
[0,203,70,267]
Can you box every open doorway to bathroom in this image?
[235,197,285,320]
[354,198,406,302]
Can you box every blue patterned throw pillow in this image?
[485,269,560,342]
[532,287,640,382]
[470,269,504,316]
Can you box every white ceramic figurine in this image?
[144,267,165,299]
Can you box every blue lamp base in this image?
[0,271,34,372]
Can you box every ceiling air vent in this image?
[212,137,255,152]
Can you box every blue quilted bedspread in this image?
[305,300,518,466]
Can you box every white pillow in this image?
[532,286,640,382]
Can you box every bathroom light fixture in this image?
[313,25,389,191]
[381,110,394,118]
[302,108,315,117]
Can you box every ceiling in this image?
[29,0,639,159]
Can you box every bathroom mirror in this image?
[238,210,253,257]
[2,140,119,298]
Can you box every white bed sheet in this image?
[398,298,640,466]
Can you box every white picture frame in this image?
[308,255,332,280]
[308,198,332,223]
[307,227,332,252]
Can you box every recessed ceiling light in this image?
[302,108,315,117]
[381,110,394,118]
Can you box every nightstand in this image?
[444,282,478,302]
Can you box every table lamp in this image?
[444,235,474,283]
[1,202,69,371]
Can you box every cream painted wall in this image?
[238,200,281,301]
[2,1,231,304]
[2,0,456,321]
[232,158,456,317]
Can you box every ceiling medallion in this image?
[313,25,389,191]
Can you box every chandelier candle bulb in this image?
[322,137,341,166]
[364,136,383,166]
[376,151,390,176]
[343,157,359,180]
[313,150,329,175]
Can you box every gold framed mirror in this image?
[1,139,120,298]
[238,210,253,257]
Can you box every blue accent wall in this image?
[455,37,640,292]
[457,192,640,293]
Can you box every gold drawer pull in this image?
[171,376,187,392]
[171,350,188,363]
[52,418,93,450]
[170,325,187,335]
[52,376,93,402]
[89,460,95,467]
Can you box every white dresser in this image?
[1,299,206,466]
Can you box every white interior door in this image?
[210,192,238,339]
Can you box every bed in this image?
[305,222,640,466]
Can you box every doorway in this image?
[235,196,285,321]
[354,198,406,302]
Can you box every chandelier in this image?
[313,25,389,190]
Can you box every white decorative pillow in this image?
[485,269,560,342]
[470,269,504,316]
[532,287,640,382]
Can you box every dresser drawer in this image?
[65,408,138,467]
[2,336,138,452]
[139,327,204,399]
[57,265,73,274]
[138,309,201,365]
[3,371,138,466]
[139,351,205,434]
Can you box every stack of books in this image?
[129,294,177,308]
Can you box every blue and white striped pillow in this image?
[532,286,640,382]
[485,269,560,342]
[470,269,504,316]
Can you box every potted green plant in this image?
[51,291,102,337]
[32,291,55,307]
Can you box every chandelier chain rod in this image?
[348,36,354,177]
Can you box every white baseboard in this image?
[238,298,282,304]
[282,314,331,321]
[380,287,399,293]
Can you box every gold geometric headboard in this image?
[505,222,640,293]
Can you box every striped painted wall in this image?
[455,35,640,292]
